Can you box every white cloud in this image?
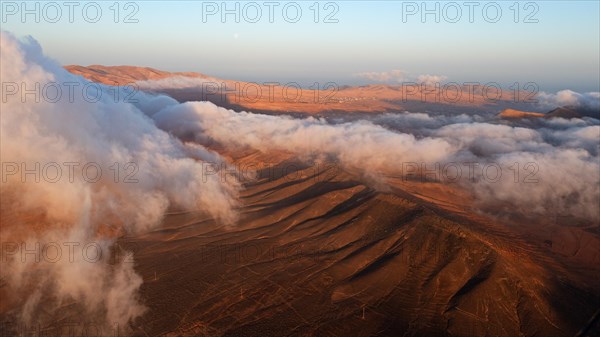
[0,31,238,330]
[355,70,448,85]
[354,69,407,83]
[537,89,600,111]
[416,74,448,86]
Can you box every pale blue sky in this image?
[3,1,599,91]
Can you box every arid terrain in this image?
[3,145,599,336]
[65,65,543,116]
[127,150,600,337]
[1,60,598,337]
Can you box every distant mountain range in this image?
[66,65,575,117]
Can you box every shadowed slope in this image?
[120,151,599,337]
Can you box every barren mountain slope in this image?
[65,65,539,115]
[116,150,599,337]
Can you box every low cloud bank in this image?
[152,102,599,221]
[1,32,238,331]
[537,90,600,112]
[136,75,599,222]
[354,69,448,85]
